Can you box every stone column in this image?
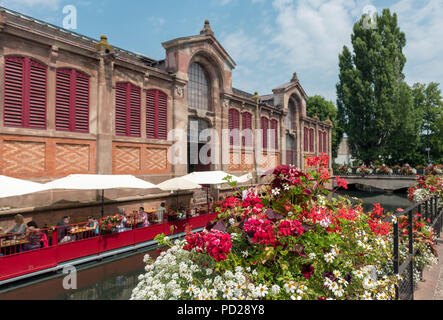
[171,76,188,177]
[95,56,114,175]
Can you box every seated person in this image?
[25,221,41,251]
[87,216,99,236]
[56,216,72,243]
[116,209,131,233]
[7,214,27,239]
[156,203,166,224]
[138,207,149,228]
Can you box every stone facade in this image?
[0,8,332,225]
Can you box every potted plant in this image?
[376,165,393,175]
[393,165,401,175]
[99,214,123,234]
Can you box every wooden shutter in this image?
[303,127,308,152]
[271,119,278,150]
[323,131,327,154]
[55,69,71,131]
[115,83,128,136]
[115,82,140,137]
[242,112,252,147]
[229,109,239,146]
[147,89,168,140]
[319,130,323,154]
[261,117,269,149]
[56,69,89,132]
[75,71,89,132]
[129,85,141,137]
[28,59,47,129]
[4,56,24,127]
[4,57,46,129]
[309,128,314,153]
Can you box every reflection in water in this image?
[0,249,162,300]
[0,191,415,300]
[334,190,413,213]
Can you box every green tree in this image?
[336,9,407,165]
[412,82,443,164]
[306,95,344,159]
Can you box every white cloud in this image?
[391,0,443,85]
[1,0,62,10]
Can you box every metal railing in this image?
[388,195,442,300]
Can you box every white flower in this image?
[324,252,336,263]
[241,250,249,258]
[308,253,317,259]
[272,188,281,196]
[271,284,281,295]
[361,291,372,300]
[254,284,268,298]
[363,277,376,290]
[229,218,235,225]
[283,184,290,191]
[284,281,297,294]
[319,217,331,228]
[333,270,341,278]
[291,295,302,300]
[353,269,365,279]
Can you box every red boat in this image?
[0,212,217,285]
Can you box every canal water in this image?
[0,191,413,300]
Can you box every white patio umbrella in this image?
[180,171,240,213]
[181,171,240,185]
[237,172,253,184]
[157,177,202,191]
[0,175,48,199]
[43,174,159,217]
[157,177,202,209]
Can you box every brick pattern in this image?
[259,152,280,171]
[115,146,141,173]
[2,140,46,175]
[112,142,171,175]
[229,150,255,172]
[146,148,167,171]
[55,143,90,174]
[0,135,96,178]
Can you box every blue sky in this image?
[2,0,442,103]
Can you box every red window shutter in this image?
[75,71,90,133]
[56,69,89,133]
[115,83,128,136]
[319,130,323,154]
[28,59,47,129]
[4,56,24,127]
[115,82,140,137]
[271,119,278,150]
[146,89,168,140]
[242,112,252,147]
[129,85,141,137]
[146,90,156,139]
[4,57,46,129]
[262,117,269,149]
[309,128,314,153]
[229,109,239,146]
[303,127,308,152]
[323,131,327,154]
[55,69,71,131]
[157,91,168,140]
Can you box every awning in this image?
[0,175,47,199]
[157,177,202,191]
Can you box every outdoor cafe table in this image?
[0,239,29,255]
[69,226,95,240]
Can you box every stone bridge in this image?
[334,175,418,193]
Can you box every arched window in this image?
[228,109,240,146]
[4,56,47,129]
[146,89,168,140]
[187,62,210,110]
[242,112,253,147]
[319,130,323,154]
[115,82,141,137]
[56,68,89,133]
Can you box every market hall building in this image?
[0,7,332,226]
